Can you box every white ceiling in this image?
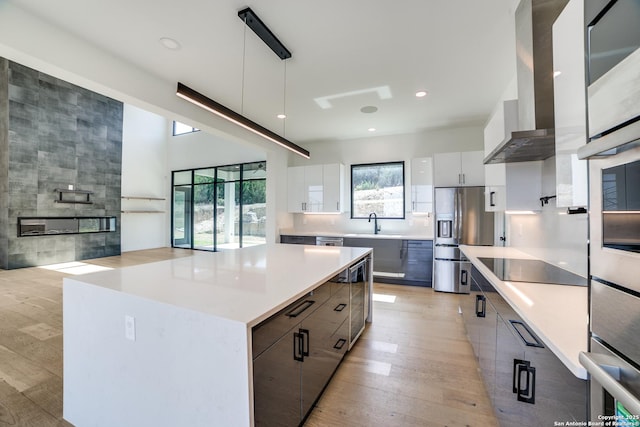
[8,0,518,144]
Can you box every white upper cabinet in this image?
[483,100,542,212]
[552,0,588,208]
[434,151,485,187]
[287,166,306,213]
[322,163,344,213]
[287,164,344,213]
[411,157,433,213]
[484,100,519,211]
[484,99,519,156]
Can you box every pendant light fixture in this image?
[176,7,309,159]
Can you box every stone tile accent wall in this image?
[0,58,122,269]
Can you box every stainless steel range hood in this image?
[484,0,568,165]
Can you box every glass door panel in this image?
[242,179,266,247]
[173,186,192,248]
[216,180,240,250]
[193,183,214,250]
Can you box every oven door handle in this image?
[580,351,640,416]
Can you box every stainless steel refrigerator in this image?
[433,186,494,293]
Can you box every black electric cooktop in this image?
[477,257,587,287]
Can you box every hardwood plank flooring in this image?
[304,283,498,427]
[0,248,496,426]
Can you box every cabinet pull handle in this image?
[333,338,347,350]
[293,331,304,361]
[490,191,496,207]
[458,173,462,184]
[286,300,315,318]
[337,201,339,211]
[460,269,468,286]
[513,359,536,404]
[475,294,486,318]
[300,328,310,357]
[334,303,347,312]
[509,320,544,348]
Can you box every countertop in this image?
[280,230,434,240]
[459,245,588,379]
[67,244,372,327]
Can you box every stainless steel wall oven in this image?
[580,1,640,421]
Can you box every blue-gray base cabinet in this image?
[343,238,433,287]
[280,235,433,287]
[280,235,317,245]
[460,266,587,426]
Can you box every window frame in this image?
[350,161,406,220]
[172,121,200,136]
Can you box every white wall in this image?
[284,126,484,237]
[121,105,170,252]
[167,129,267,172]
[506,157,588,276]
[0,3,295,250]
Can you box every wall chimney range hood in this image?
[484,0,568,165]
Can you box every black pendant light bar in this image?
[176,83,309,158]
[238,7,291,60]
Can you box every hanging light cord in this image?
[241,15,247,115]
[282,60,287,137]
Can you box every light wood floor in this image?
[0,248,497,426]
[305,283,498,427]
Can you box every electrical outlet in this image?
[125,315,136,341]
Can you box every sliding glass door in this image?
[171,161,266,251]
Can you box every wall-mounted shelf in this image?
[121,196,166,201]
[54,188,93,204]
[121,210,166,214]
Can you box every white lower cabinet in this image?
[460,267,588,425]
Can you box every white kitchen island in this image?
[63,244,372,427]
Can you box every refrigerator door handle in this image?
[437,220,452,238]
[455,190,462,242]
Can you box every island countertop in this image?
[459,245,588,379]
[66,243,372,327]
[63,244,373,427]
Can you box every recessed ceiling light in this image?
[415,91,428,98]
[360,106,378,114]
[159,37,181,50]
[368,128,376,132]
[277,114,286,119]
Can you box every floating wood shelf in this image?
[54,188,93,204]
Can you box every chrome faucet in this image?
[368,212,381,234]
